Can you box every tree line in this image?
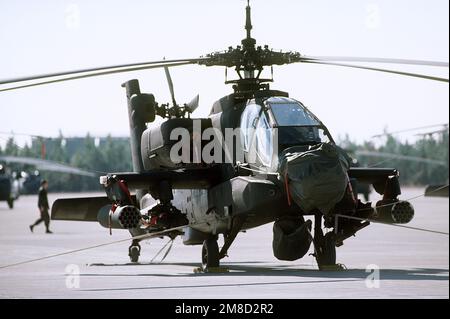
[0,131,448,192]
[339,131,448,185]
[0,134,132,192]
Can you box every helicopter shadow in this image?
[81,261,449,289]
[87,261,267,267]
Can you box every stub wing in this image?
[51,196,111,221]
[51,167,220,222]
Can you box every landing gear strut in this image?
[316,232,336,267]
[312,214,337,270]
[7,198,13,209]
[128,241,141,263]
[202,237,220,269]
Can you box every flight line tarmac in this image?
[0,188,448,299]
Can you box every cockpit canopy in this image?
[268,97,320,127]
[240,97,332,167]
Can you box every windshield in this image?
[268,99,319,127]
[266,97,330,147]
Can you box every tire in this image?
[318,232,336,267]
[202,238,220,269]
[129,246,140,263]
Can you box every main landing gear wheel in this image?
[316,232,336,268]
[128,244,141,263]
[202,238,220,270]
[312,214,340,270]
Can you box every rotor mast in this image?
[242,0,256,79]
[198,0,302,93]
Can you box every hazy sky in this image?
[0,0,448,146]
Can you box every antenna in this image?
[241,0,256,50]
[245,0,252,39]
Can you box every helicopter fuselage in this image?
[133,88,366,246]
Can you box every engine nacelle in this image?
[141,118,213,170]
[97,205,142,229]
[374,200,414,224]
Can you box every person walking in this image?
[29,180,52,234]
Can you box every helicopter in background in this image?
[361,123,449,198]
[0,165,43,209]
[17,170,42,195]
[1,1,448,269]
[338,123,449,200]
[0,155,97,209]
[0,164,20,209]
[0,130,102,203]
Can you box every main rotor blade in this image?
[372,123,449,138]
[0,58,209,85]
[302,61,449,83]
[0,61,195,92]
[354,151,447,166]
[0,131,45,139]
[301,56,449,68]
[164,66,177,106]
[415,129,449,136]
[186,94,200,113]
[0,155,98,177]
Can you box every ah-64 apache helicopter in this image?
[0,132,99,208]
[1,1,448,270]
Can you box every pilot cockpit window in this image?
[266,97,326,147]
[268,99,320,127]
[254,111,273,166]
[240,103,261,151]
